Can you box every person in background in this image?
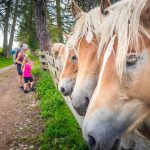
[15,43,28,91]
[22,57,34,93]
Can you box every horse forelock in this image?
[65,7,105,54]
[98,0,150,80]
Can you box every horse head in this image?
[83,0,150,149]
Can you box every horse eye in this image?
[104,10,109,16]
[71,55,77,60]
[126,55,138,66]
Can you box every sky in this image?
[0,30,19,49]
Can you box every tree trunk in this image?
[3,0,11,57]
[75,0,99,11]
[8,0,19,51]
[56,0,63,42]
[111,0,120,3]
[35,0,51,53]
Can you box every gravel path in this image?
[0,66,43,150]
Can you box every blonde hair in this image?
[24,57,29,63]
[65,7,105,54]
[98,0,150,80]
[22,57,29,70]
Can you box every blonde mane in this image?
[98,0,150,79]
[66,7,105,54]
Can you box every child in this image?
[22,57,34,93]
[15,44,29,91]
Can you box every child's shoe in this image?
[20,86,24,92]
[24,90,28,94]
[29,87,34,92]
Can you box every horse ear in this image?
[141,1,150,27]
[71,0,84,19]
[52,43,62,58]
[100,0,111,15]
[64,33,70,40]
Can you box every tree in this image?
[56,0,63,42]
[8,0,19,51]
[47,0,74,42]
[16,0,39,51]
[35,0,51,52]
[2,0,12,57]
[111,0,120,3]
[75,0,99,12]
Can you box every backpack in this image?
[10,48,21,64]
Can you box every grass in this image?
[0,47,2,54]
[35,69,88,150]
[0,49,39,69]
[0,55,13,69]
[32,59,41,76]
[28,53,39,62]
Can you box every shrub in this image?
[32,60,41,76]
[0,55,13,68]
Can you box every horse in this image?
[51,42,66,69]
[83,0,150,149]
[57,28,79,96]
[60,1,110,115]
[51,43,65,58]
[58,48,78,96]
[59,1,100,98]
[58,2,84,97]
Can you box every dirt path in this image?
[0,66,43,150]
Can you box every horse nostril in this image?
[85,97,89,107]
[88,135,96,149]
[73,105,85,116]
[112,139,120,150]
[61,87,65,93]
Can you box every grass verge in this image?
[0,55,13,69]
[0,47,2,54]
[35,70,88,150]
[29,53,39,62]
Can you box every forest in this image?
[0,0,119,57]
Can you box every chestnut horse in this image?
[59,1,110,115]
[58,48,78,96]
[58,2,84,97]
[83,0,150,149]
[51,43,66,69]
[52,43,65,58]
[52,42,78,96]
